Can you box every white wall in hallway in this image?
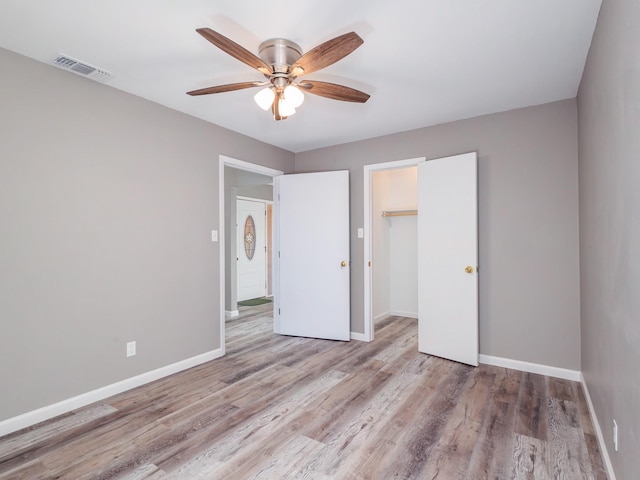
[372,171,390,319]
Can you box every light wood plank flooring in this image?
[0,304,608,479]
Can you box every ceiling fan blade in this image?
[187,81,263,96]
[196,28,272,75]
[298,81,370,103]
[291,32,363,76]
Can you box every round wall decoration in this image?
[244,215,256,260]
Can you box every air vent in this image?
[51,54,114,83]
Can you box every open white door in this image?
[418,152,478,366]
[275,170,350,341]
[237,198,267,302]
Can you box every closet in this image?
[371,166,418,323]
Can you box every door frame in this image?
[219,155,283,355]
[363,157,426,342]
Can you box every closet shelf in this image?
[382,209,418,217]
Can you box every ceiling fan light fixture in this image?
[284,85,304,108]
[254,87,275,110]
[278,97,296,117]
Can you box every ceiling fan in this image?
[187,28,370,120]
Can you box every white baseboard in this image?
[373,311,391,322]
[374,311,418,321]
[225,310,239,318]
[350,331,369,342]
[0,348,224,437]
[389,310,418,319]
[478,354,581,381]
[580,374,617,480]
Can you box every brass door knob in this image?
[341,261,348,267]
[465,266,474,274]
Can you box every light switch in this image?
[211,230,218,242]
[357,228,364,238]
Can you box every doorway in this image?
[363,153,479,366]
[363,158,425,342]
[219,156,282,354]
[370,166,419,324]
[220,157,352,352]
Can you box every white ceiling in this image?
[0,0,601,153]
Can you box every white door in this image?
[237,198,266,302]
[274,170,350,341]
[418,152,478,366]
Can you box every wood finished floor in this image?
[0,304,608,479]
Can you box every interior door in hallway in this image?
[237,198,267,302]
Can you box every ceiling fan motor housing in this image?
[258,38,302,75]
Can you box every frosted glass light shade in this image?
[278,98,296,117]
[254,87,275,110]
[284,85,304,108]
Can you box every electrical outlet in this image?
[126,341,136,357]
[613,419,618,451]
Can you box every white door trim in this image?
[363,157,426,342]
[219,155,283,355]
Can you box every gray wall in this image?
[0,47,294,421]
[578,0,639,476]
[295,99,581,370]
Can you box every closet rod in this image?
[382,209,418,217]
